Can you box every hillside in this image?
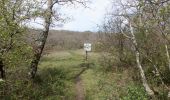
[27,29,98,52]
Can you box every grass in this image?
[1,49,146,99]
[81,65,135,100]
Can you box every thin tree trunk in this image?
[0,59,5,79]
[135,50,154,96]
[165,44,170,70]
[119,34,124,62]
[147,58,165,86]
[30,0,53,78]
[129,23,154,97]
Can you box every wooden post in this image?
[85,51,88,61]
[84,43,91,61]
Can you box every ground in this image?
[0,49,150,99]
[36,49,135,100]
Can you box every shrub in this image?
[98,53,115,71]
[122,85,148,100]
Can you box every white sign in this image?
[84,43,92,51]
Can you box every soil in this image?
[75,76,85,100]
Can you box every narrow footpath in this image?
[75,76,85,100]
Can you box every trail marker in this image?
[84,43,91,61]
[84,43,91,52]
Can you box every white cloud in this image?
[27,0,112,32]
[54,0,112,32]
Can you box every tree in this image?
[0,0,23,79]
[97,0,170,98]
[102,0,155,97]
[0,0,37,79]
[29,0,88,78]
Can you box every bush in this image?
[98,53,115,71]
[0,79,5,98]
[0,67,74,100]
[161,67,170,84]
[122,85,148,100]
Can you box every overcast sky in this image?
[27,0,112,32]
[57,0,112,32]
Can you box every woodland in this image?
[1,0,170,100]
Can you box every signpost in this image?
[84,43,91,61]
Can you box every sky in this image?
[27,0,112,32]
[56,0,112,32]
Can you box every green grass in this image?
[81,66,135,100]
[38,49,141,100]
[2,49,146,99]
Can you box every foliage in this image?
[96,0,170,98]
[0,0,33,68]
[0,68,74,100]
[122,85,148,100]
[98,53,115,71]
[1,50,86,99]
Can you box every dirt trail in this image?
[75,76,85,100]
[74,62,89,100]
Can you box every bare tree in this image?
[113,0,155,97]
[129,22,154,96]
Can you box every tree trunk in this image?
[130,23,154,97]
[0,59,5,79]
[118,34,124,62]
[30,0,53,78]
[165,44,170,70]
[135,50,155,96]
